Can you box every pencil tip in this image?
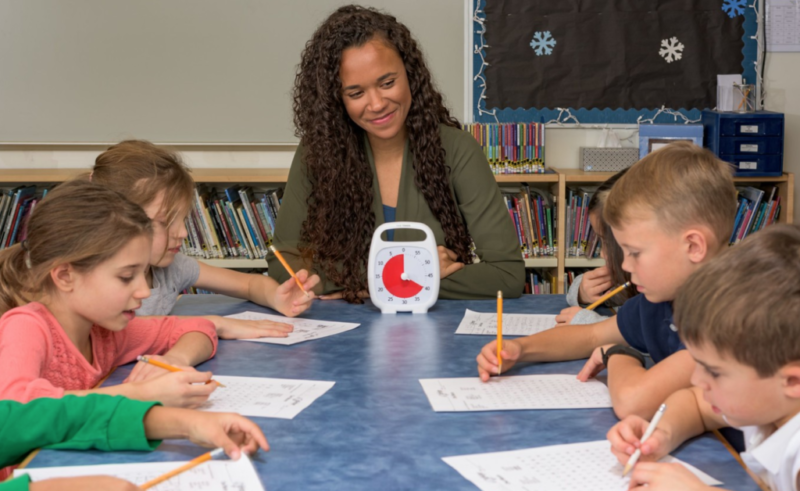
[622,464,632,476]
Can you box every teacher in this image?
[268,5,524,303]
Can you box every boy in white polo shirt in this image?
[607,224,800,491]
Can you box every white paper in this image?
[767,0,800,52]
[419,375,611,411]
[225,311,359,345]
[202,375,334,419]
[443,440,722,491]
[717,74,743,111]
[15,454,265,491]
[455,309,557,336]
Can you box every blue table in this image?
[28,295,758,490]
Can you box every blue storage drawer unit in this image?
[703,110,784,177]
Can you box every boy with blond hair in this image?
[608,224,800,491]
[476,142,737,419]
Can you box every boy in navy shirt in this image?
[476,142,737,419]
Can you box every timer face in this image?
[373,246,436,306]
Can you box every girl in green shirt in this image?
[1,395,267,491]
[268,5,524,302]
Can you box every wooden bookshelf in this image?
[1,167,793,294]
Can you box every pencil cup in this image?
[719,84,756,113]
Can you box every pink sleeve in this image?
[0,311,65,402]
[113,316,218,366]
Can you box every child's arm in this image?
[607,386,725,465]
[627,463,723,491]
[579,349,695,419]
[67,370,218,408]
[195,262,319,316]
[477,316,625,381]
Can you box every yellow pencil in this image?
[136,355,226,388]
[269,245,310,297]
[736,86,752,112]
[497,290,503,374]
[586,281,631,311]
[139,448,225,489]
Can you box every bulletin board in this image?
[472,0,760,124]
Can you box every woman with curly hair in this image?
[267,5,524,303]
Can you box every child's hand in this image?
[579,266,613,304]
[555,306,582,325]
[136,370,218,408]
[30,476,139,491]
[213,316,294,340]
[576,344,613,382]
[124,354,196,383]
[476,339,522,382]
[607,415,670,466]
[272,269,319,316]
[183,411,270,460]
[628,462,712,490]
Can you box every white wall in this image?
[1,53,797,218]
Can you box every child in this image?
[557,169,636,326]
[1,394,269,491]
[90,140,320,341]
[0,180,218,407]
[608,224,800,491]
[476,142,737,419]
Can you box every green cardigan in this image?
[1,395,159,491]
[267,125,525,299]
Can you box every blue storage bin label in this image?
[740,143,759,152]
[740,125,759,133]
[738,161,758,170]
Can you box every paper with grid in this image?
[443,440,722,491]
[15,454,264,491]
[201,375,334,419]
[419,375,611,411]
[455,309,557,336]
[225,311,359,345]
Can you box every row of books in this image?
[525,269,556,295]
[0,186,46,250]
[564,188,602,258]
[730,186,782,245]
[181,186,283,260]
[463,122,546,170]
[489,159,548,175]
[501,185,557,258]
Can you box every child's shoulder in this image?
[0,302,55,342]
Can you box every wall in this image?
[1,54,797,219]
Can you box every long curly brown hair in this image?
[293,5,472,303]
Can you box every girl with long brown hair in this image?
[269,5,524,303]
[0,180,218,408]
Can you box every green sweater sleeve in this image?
[267,145,323,289]
[0,395,161,468]
[436,126,525,299]
[0,475,30,491]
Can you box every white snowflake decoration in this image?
[722,0,747,18]
[530,31,556,56]
[659,37,684,63]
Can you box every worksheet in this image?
[15,454,264,491]
[225,311,360,345]
[203,375,334,419]
[455,309,557,336]
[443,440,722,491]
[419,375,611,411]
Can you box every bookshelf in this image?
[1,168,793,294]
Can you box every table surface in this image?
[28,295,759,491]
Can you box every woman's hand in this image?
[438,246,465,279]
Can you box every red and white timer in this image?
[368,222,439,314]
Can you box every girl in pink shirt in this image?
[0,180,219,408]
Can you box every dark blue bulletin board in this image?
[472,0,759,124]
